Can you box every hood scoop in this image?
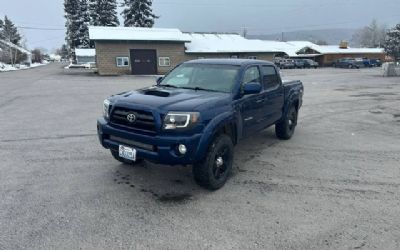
[141,88,170,97]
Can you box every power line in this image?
[17,26,65,31]
[240,14,400,34]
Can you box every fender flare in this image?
[194,111,237,161]
[282,93,300,121]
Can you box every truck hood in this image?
[110,86,232,112]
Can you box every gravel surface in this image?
[0,64,399,250]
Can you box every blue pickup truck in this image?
[97,59,303,190]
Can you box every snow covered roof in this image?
[184,33,284,53]
[88,27,385,56]
[304,45,384,54]
[75,48,96,57]
[89,26,191,42]
[268,41,384,57]
[0,39,32,55]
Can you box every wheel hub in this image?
[216,156,224,167]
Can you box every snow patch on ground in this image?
[64,62,96,69]
[0,62,48,72]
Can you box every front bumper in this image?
[97,118,203,165]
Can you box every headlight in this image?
[103,99,111,119]
[163,112,200,130]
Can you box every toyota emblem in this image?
[126,113,137,123]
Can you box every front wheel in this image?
[193,134,234,190]
[275,106,298,140]
[110,150,144,165]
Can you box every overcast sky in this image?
[0,0,399,51]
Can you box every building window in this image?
[116,57,129,67]
[159,57,171,67]
[248,56,257,60]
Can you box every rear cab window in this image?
[261,65,280,89]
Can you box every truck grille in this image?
[110,107,156,133]
[109,135,156,152]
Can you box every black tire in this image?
[275,105,298,140]
[193,134,234,190]
[110,150,144,165]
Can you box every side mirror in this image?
[156,76,164,85]
[243,82,262,95]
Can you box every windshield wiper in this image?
[159,84,178,88]
[181,86,220,92]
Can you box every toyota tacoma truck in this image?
[97,59,303,190]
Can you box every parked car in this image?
[280,59,295,69]
[273,57,282,68]
[97,59,304,190]
[361,58,373,67]
[294,59,305,69]
[370,58,382,67]
[355,58,373,68]
[332,58,361,69]
[302,59,319,69]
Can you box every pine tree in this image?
[64,0,81,51]
[384,24,400,61]
[0,16,23,65]
[0,19,4,40]
[88,0,99,25]
[60,44,69,58]
[121,0,158,27]
[65,0,91,54]
[89,0,120,26]
[0,16,21,45]
[78,0,91,48]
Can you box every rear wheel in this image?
[110,150,144,165]
[193,134,234,190]
[275,106,298,140]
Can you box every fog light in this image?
[178,144,187,155]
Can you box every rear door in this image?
[130,49,157,75]
[259,65,284,126]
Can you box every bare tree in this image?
[352,19,387,48]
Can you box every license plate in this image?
[119,145,136,161]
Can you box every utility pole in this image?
[242,27,248,38]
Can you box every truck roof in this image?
[184,58,275,67]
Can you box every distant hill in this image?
[248,28,358,46]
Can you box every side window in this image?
[243,66,261,84]
[159,57,171,67]
[261,65,280,89]
[116,57,129,67]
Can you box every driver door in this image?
[240,66,264,136]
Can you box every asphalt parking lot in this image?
[1,63,399,250]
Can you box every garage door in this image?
[130,49,157,75]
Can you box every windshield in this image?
[160,64,240,93]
